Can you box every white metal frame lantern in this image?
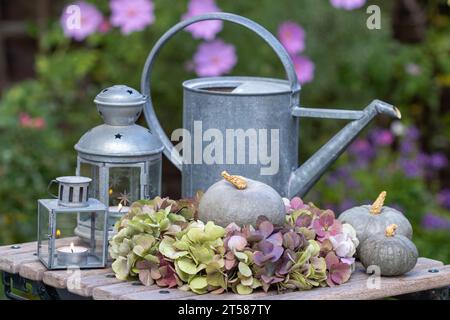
[37,198,108,269]
[74,85,163,238]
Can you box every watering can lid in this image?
[183,77,292,95]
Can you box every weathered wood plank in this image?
[256,265,450,300]
[43,268,112,289]
[0,251,38,274]
[92,282,159,300]
[66,270,123,296]
[19,261,48,281]
[120,287,197,300]
[0,241,38,256]
[180,257,445,300]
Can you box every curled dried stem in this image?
[385,224,398,237]
[370,191,386,215]
[221,171,247,190]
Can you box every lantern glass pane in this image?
[54,211,106,269]
[147,159,162,198]
[108,167,141,206]
[79,162,100,199]
[37,201,50,264]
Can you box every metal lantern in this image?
[74,85,163,238]
[37,177,108,270]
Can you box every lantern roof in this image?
[75,85,163,162]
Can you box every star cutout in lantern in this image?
[115,133,122,139]
[117,191,131,206]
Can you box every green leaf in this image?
[189,276,208,290]
[159,237,188,259]
[236,284,253,295]
[112,256,129,280]
[176,258,198,275]
[238,262,252,277]
[204,221,225,240]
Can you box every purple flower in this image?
[406,126,420,141]
[60,1,103,41]
[438,189,450,210]
[330,0,366,10]
[110,0,154,35]
[348,138,375,162]
[399,158,422,178]
[400,140,416,155]
[182,0,223,40]
[312,210,342,241]
[338,199,356,212]
[371,128,394,146]
[428,152,448,170]
[192,39,237,76]
[278,21,305,55]
[292,55,315,84]
[421,213,450,230]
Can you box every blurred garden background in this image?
[0,0,449,298]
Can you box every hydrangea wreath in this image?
[110,195,359,295]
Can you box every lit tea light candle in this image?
[56,242,88,266]
[108,203,130,215]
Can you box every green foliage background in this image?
[0,0,449,299]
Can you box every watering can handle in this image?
[141,12,300,170]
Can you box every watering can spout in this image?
[288,99,401,198]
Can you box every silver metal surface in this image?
[47,176,91,207]
[141,13,401,198]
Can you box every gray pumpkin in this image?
[338,191,413,254]
[198,171,285,227]
[359,224,418,276]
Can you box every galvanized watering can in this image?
[141,13,401,198]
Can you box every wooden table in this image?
[1,241,449,300]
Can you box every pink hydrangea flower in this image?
[60,1,103,41]
[182,0,223,40]
[312,210,342,240]
[330,0,366,10]
[292,55,315,84]
[325,251,352,286]
[328,224,359,258]
[282,197,307,213]
[19,113,46,129]
[192,40,237,76]
[110,0,154,35]
[278,21,305,55]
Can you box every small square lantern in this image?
[74,85,163,239]
[37,177,108,269]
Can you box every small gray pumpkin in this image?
[359,224,418,276]
[338,191,413,254]
[198,171,285,227]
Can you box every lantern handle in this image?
[141,12,300,170]
[47,180,59,199]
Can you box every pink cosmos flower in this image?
[110,0,154,35]
[330,0,366,10]
[182,0,223,40]
[192,40,237,76]
[292,55,315,84]
[60,1,103,41]
[19,113,46,129]
[278,21,305,55]
[312,210,342,240]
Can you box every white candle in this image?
[57,242,88,266]
[108,203,130,215]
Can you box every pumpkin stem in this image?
[370,191,386,215]
[385,224,398,237]
[221,171,247,189]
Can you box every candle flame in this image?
[70,242,75,253]
[109,188,113,195]
[56,229,61,238]
[118,203,123,212]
